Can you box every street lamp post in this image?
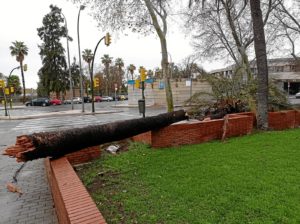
[60,11,74,110]
[77,5,85,112]
[90,36,105,113]
[8,66,20,109]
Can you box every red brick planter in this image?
[133,113,254,148]
[268,110,296,130]
[45,146,106,224]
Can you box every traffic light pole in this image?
[2,88,8,117]
[90,36,105,113]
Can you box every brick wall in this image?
[66,146,101,165]
[45,157,106,224]
[268,110,296,130]
[295,110,300,127]
[226,114,253,138]
[133,113,254,148]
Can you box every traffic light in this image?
[104,32,111,46]
[10,86,14,93]
[23,64,28,71]
[94,78,100,87]
[5,88,9,95]
[139,67,147,81]
[135,79,140,89]
[0,79,5,88]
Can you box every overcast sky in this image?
[0,0,226,89]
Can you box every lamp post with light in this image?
[77,5,85,112]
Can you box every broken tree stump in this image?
[3,110,188,162]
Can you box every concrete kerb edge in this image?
[0,110,124,120]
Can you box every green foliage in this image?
[79,129,300,223]
[9,41,28,62]
[37,5,69,96]
[186,71,290,118]
[7,75,21,94]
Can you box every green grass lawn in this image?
[78,129,300,224]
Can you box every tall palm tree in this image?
[82,49,94,74]
[9,41,28,103]
[82,49,94,97]
[101,54,113,95]
[115,58,124,92]
[128,64,136,80]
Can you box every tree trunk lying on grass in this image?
[3,110,188,162]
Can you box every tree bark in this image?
[3,110,188,162]
[250,0,269,129]
[143,0,174,112]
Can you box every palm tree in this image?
[82,49,94,97]
[128,64,136,80]
[115,58,124,93]
[82,49,94,74]
[9,41,28,103]
[101,54,113,95]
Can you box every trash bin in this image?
[138,99,145,115]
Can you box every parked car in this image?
[25,98,50,107]
[63,99,71,104]
[72,97,82,104]
[296,92,300,99]
[50,99,62,105]
[118,95,127,100]
[101,96,113,102]
[84,96,92,103]
[94,96,102,102]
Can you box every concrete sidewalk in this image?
[0,109,124,120]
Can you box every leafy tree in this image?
[68,57,81,97]
[37,5,68,98]
[7,75,21,94]
[71,0,175,111]
[9,41,28,103]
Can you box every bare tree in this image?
[186,0,279,81]
[71,0,175,111]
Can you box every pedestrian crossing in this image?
[12,115,108,134]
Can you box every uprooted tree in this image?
[3,110,188,162]
[185,72,289,120]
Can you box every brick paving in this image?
[0,122,58,224]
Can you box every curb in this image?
[0,110,124,120]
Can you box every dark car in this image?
[25,98,50,107]
[84,96,92,103]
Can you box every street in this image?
[0,101,168,223]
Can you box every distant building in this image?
[210,58,300,94]
[128,78,212,107]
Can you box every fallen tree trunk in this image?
[4,110,188,162]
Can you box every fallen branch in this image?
[3,110,188,162]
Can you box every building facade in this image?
[210,58,300,94]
